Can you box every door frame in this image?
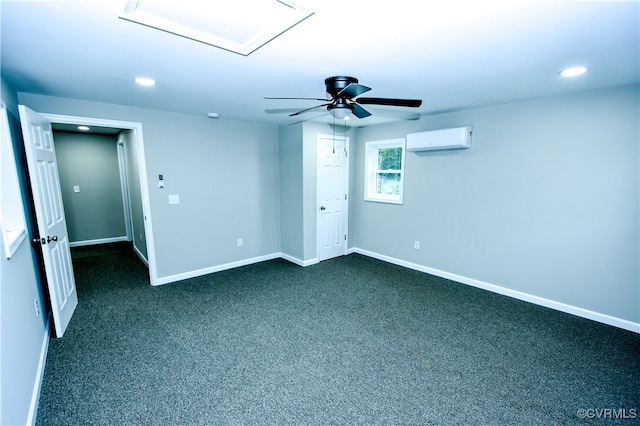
[41,113,158,285]
[316,133,349,261]
[116,134,134,243]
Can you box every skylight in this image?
[120,0,313,56]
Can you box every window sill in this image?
[4,228,27,259]
[364,196,403,205]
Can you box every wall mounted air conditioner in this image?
[406,126,472,152]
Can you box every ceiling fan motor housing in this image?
[325,76,358,97]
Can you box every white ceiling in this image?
[1,1,638,127]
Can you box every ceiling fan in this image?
[265,76,422,120]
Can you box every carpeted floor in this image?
[36,242,639,425]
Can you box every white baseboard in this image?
[69,236,128,248]
[353,248,640,334]
[133,244,148,266]
[26,318,50,426]
[148,247,639,333]
[154,252,282,286]
[280,253,319,267]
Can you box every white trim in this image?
[280,253,319,267]
[69,236,128,248]
[154,252,282,286]
[133,245,149,266]
[4,228,27,258]
[116,135,133,242]
[26,318,50,426]
[40,113,158,286]
[119,0,313,57]
[353,247,640,334]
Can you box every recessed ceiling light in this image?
[77,126,90,131]
[134,77,157,86]
[560,66,588,77]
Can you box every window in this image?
[364,138,406,204]
[0,103,28,258]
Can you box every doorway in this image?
[52,128,132,247]
[316,133,349,262]
[41,113,157,284]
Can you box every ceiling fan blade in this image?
[265,108,308,114]
[366,107,421,121]
[352,103,372,119]
[290,103,332,116]
[289,112,328,126]
[337,83,371,99]
[356,97,422,108]
[265,97,331,101]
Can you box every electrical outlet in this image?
[34,299,40,317]
[414,240,421,250]
[237,238,243,247]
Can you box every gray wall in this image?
[54,131,127,244]
[19,93,281,280]
[353,85,639,324]
[278,123,304,261]
[1,77,49,424]
[3,81,638,425]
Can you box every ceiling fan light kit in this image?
[328,99,353,119]
[265,76,423,121]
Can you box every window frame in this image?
[1,103,28,258]
[364,138,406,204]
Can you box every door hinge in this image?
[344,234,347,241]
[344,194,347,200]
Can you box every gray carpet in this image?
[36,243,639,425]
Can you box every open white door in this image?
[18,105,77,338]
[317,134,349,262]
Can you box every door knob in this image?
[320,206,326,211]
[47,235,58,243]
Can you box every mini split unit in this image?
[406,126,472,151]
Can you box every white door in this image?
[317,134,348,261]
[19,105,77,338]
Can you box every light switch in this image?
[73,185,80,193]
[169,194,180,204]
